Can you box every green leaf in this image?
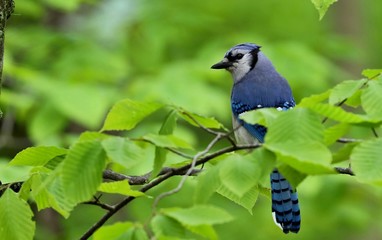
[94,222,133,240]
[277,164,307,188]
[162,205,233,226]
[102,137,145,170]
[345,90,362,107]
[266,108,325,143]
[218,154,261,197]
[9,146,67,166]
[194,166,221,204]
[329,79,367,105]
[98,180,145,197]
[332,143,358,164]
[61,140,106,204]
[306,103,369,123]
[270,142,334,174]
[78,131,110,142]
[0,189,35,240]
[102,99,163,131]
[299,90,330,107]
[324,123,350,145]
[94,222,148,240]
[184,224,218,240]
[263,109,333,173]
[151,215,186,239]
[362,69,382,79]
[152,110,178,180]
[142,134,192,149]
[240,108,279,126]
[311,0,338,20]
[176,108,224,129]
[361,81,382,120]
[351,138,382,184]
[217,184,259,215]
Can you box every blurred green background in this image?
[1,0,382,239]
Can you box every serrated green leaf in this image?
[152,111,178,180]
[218,154,260,197]
[332,143,358,164]
[78,131,110,142]
[151,215,186,239]
[142,134,192,149]
[98,180,144,197]
[306,103,369,123]
[102,99,163,131]
[329,79,367,105]
[194,166,221,204]
[266,108,324,143]
[176,108,224,129]
[240,108,279,126]
[263,108,333,171]
[102,137,145,170]
[362,69,382,79]
[361,81,382,120]
[311,0,338,20]
[351,138,382,184]
[30,165,73,218]
[9,146,67,166]
[324,123,350,145]
[93,222,134,240]
[61,140,106,204]
[162,205,233,226]
[0,189,35,240]
[217,184,259,215]
[269,142,334,174]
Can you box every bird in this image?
[211,43,301,233]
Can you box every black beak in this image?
[211,60,232,69]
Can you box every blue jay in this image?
[211,43,300,233]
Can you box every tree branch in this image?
[334,167,354,176]
[336,138,362,143]
[80,142,262,239]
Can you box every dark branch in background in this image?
[0,0,14,89]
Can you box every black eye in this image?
[235,53,244,60]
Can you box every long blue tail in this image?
[270,169,300,233]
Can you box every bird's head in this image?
[211,43,261,81]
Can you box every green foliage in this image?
[2,0,382,239]
[311,0,338,20]
[351,138,382,185]
[93,222,149,240]
[102,99,163,131]
[0,189,35,240]
[98,180,145,197]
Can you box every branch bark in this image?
[0,0,14,92]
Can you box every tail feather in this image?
[270,169,301,233]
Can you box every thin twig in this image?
[83,200,114,211]
[336,138,362,143]
[334,167,354,176]
[152,133,224,209]
[322,80,369,124]
[371,128,379,138]
[79,142,261,240]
